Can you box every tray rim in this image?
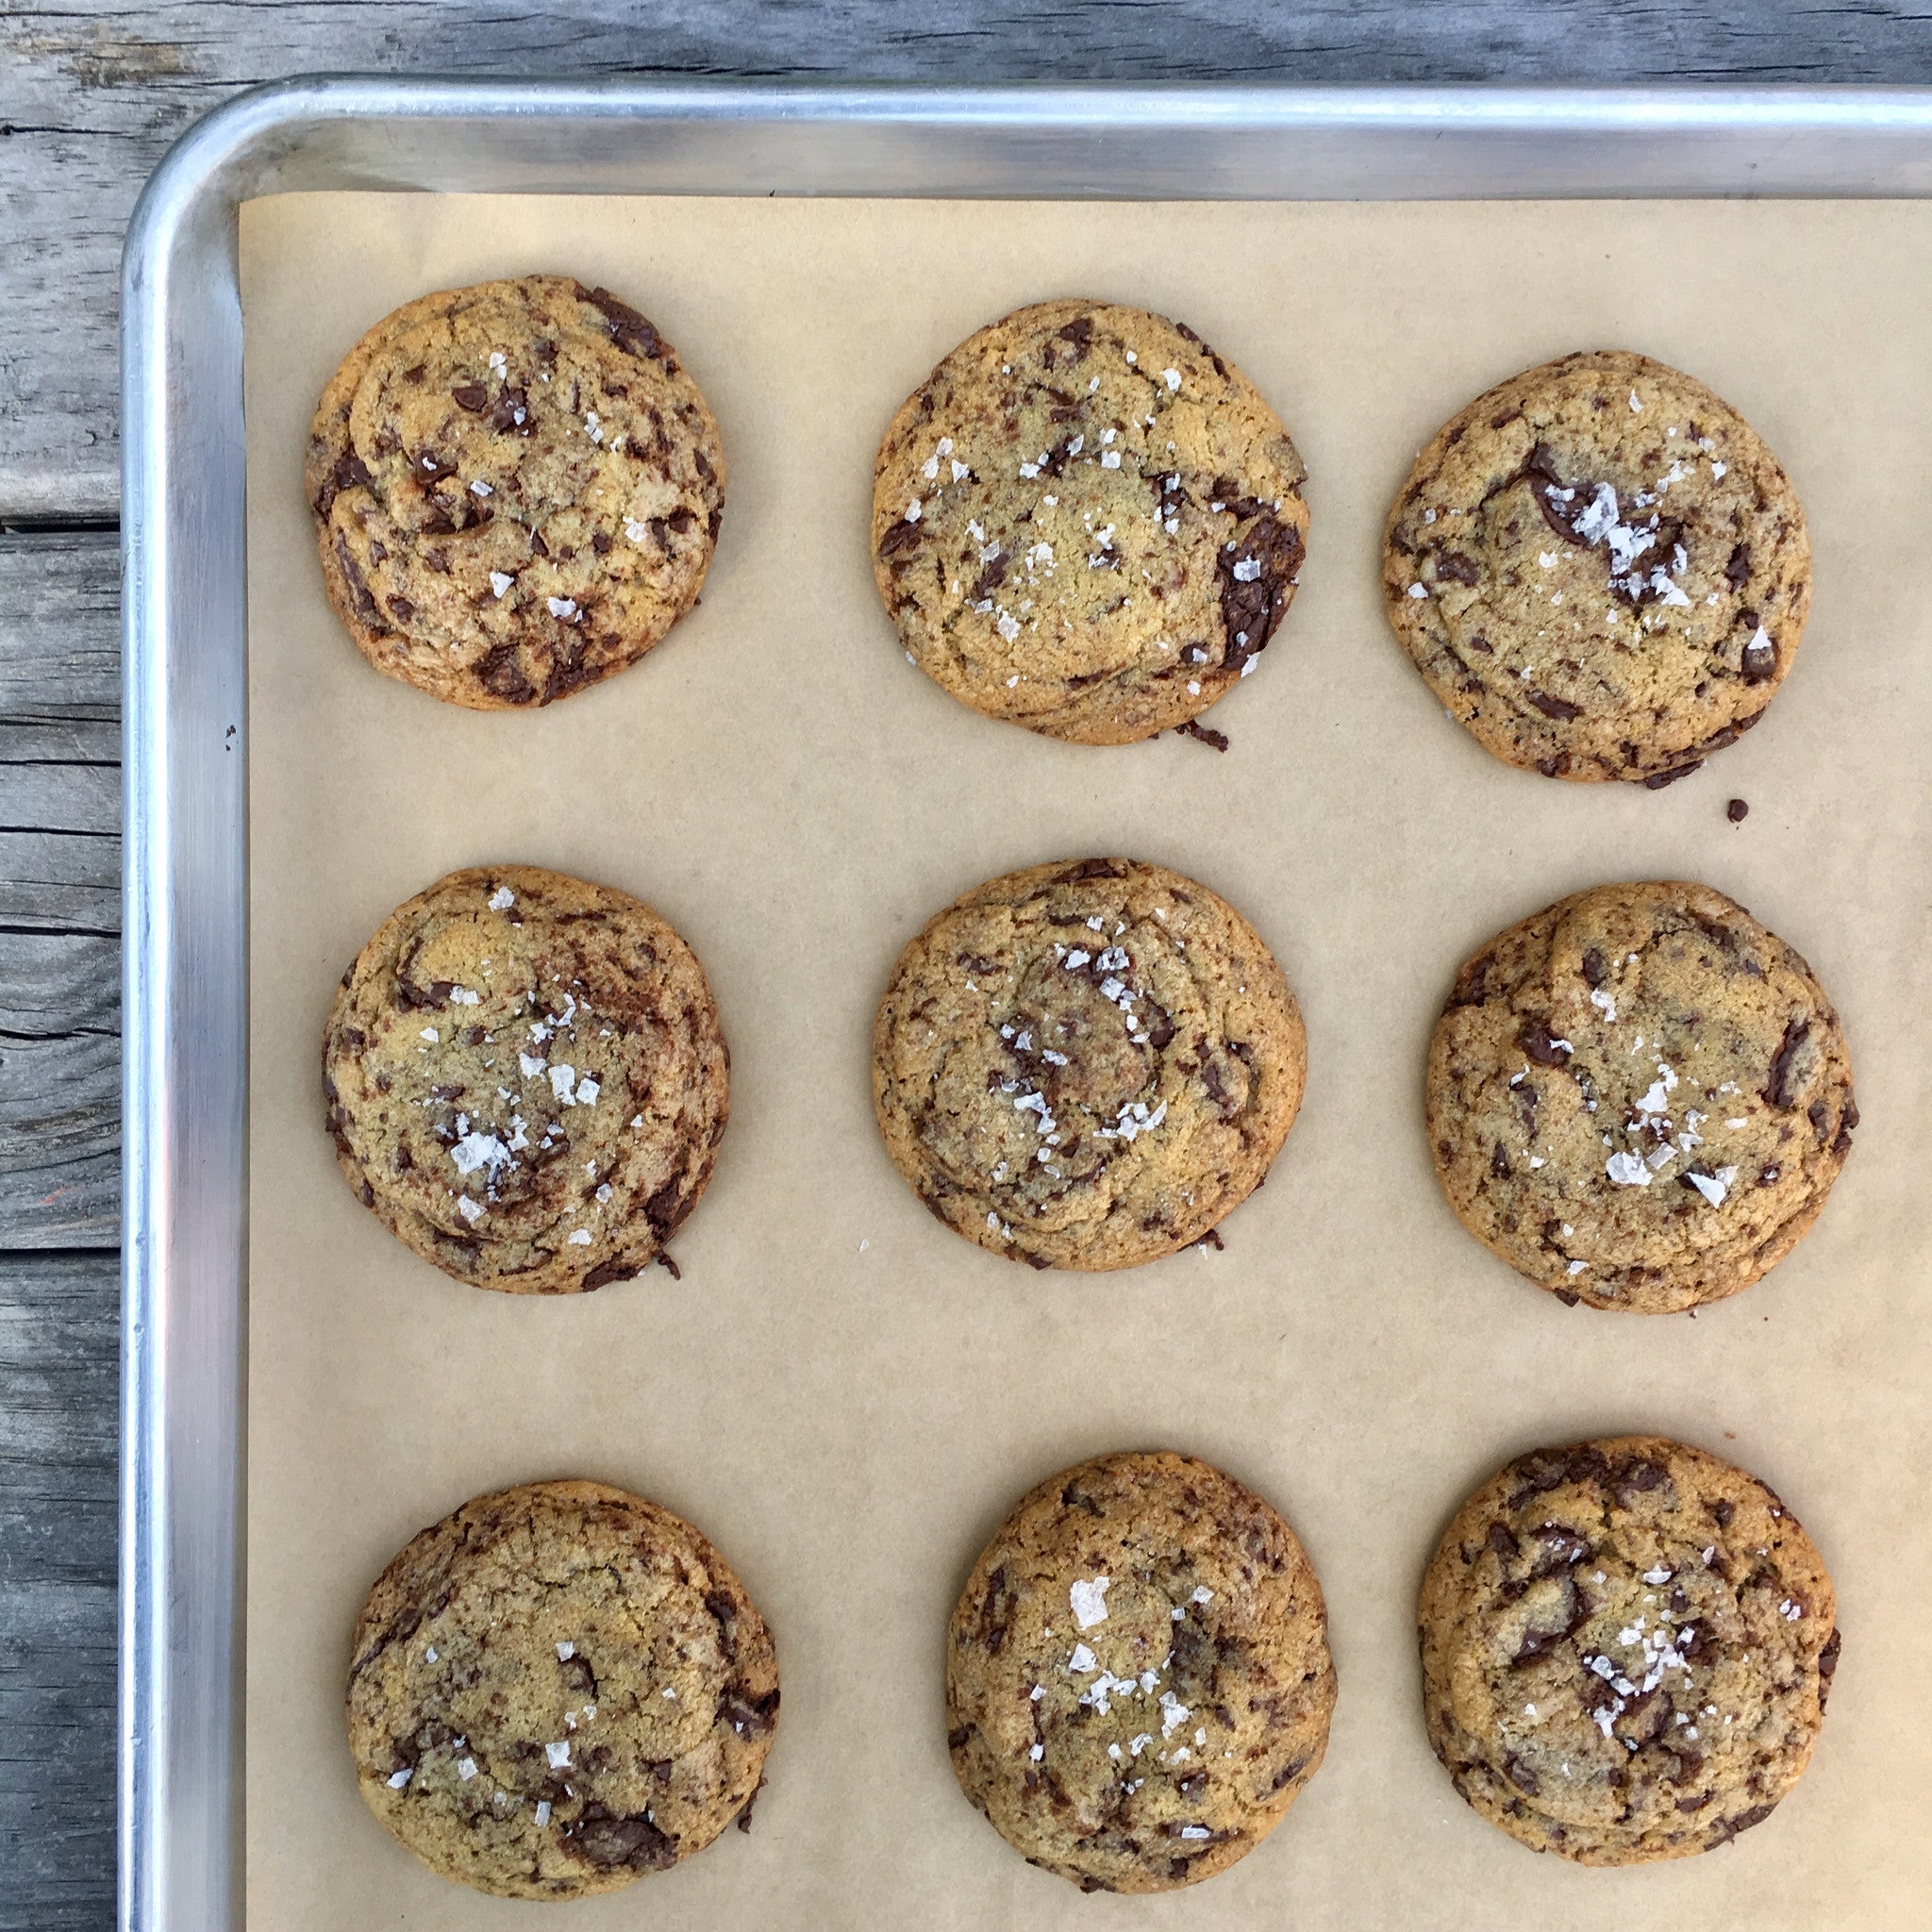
[120,73,1932,1932]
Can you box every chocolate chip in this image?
[1580,946,1608,987]
[476,642,536,704]
[947,1725,972,1751]
[576,283,668,361]
[315,448,374,519]
[1741,631,1777,683]
[1818,1626,1841,1706]
[1727,797,1749,823]
[971,549,1009,597]
[876,519,924,561]
[451,384,489,412]
[1553,1288,1581,1307]
[331,534,389,632]
[1217,514,1304,673]
[1642,759,1706,789]
[591,529,611,554]
[1491,1142,1512,1180]
[562,1806,676,1871]
[578,1257,636,1291]
[1056,315,1093,355]
[1764,1016,1810,1110]
[1176,719,1229,752]
[489,384,531,434]
[1503,1752,1540,1795]
[1518,1019,1572,1066]
[644,1176,689,1235]
[1435,551,1480,587]
[1488,1520,1520,1559]
[1724,542,1753,591]
[1527,689,1580,722]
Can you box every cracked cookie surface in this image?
[324,865,728,1293]
[873,299,1307,743]
[1384,351,1810,784]
[307,274,724,708]
[347,1479,777,1899]
[1420,1436,1839,1865]
[1427,880,1855,1313]
[947,1451,1334,1892]
[872,858,1305,1271]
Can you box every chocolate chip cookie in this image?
[874,299,1307,743]
[1384,351,1810,784]
[1420,1436,1840,1865]
[872,858,1305,1270]
[1427,881,1855,1313]
[307,275,724,708]
[347,1479,778,1898]
[324,865,728,1292]
[947,1451,1335,1892]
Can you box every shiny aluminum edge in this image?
[122,75,1932,1932]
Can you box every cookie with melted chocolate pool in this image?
[1420,1436,1840,1864]
[1384,350,1809,784]
[874,299,1307,742]
[308,274,724,708]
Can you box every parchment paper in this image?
[241,192,1932,1930]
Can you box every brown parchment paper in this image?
[241,192,1932,1930]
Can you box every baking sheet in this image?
[241,191,1932,1929]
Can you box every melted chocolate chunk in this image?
[576,283,668,362]
[1740,630,1778,683]
[562,1805,676,1871]
[1216,514,1304,674]
[1764,1016,1810,1110]
[1518,1019,1572,1066]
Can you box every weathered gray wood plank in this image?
[0,1251,118,1932]
[0,530,120,767]
[0,532,121,1250]
[8,0,1932,516]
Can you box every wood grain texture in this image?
[4,8,1930,1924]
[0,534,120,1255]
[7,0,1932,514]
[0,1252,117,1932]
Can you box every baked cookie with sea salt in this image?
[872,858,1305,1270]
[1420,1435,1840,1864]
[1384,351,1810,784]
[307,275,724,708]
[946,1451,1335,1892]
[873,299,1307,743]
[1427,880,1855,1313]
[348,1478,777,1898]
[323,865,727,1292]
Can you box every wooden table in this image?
[3,5,1927,1923]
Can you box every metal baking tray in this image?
[120,76,1932,1931]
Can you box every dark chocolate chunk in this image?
[561,1805,677,1871]
[1764,1016,1810,1111]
